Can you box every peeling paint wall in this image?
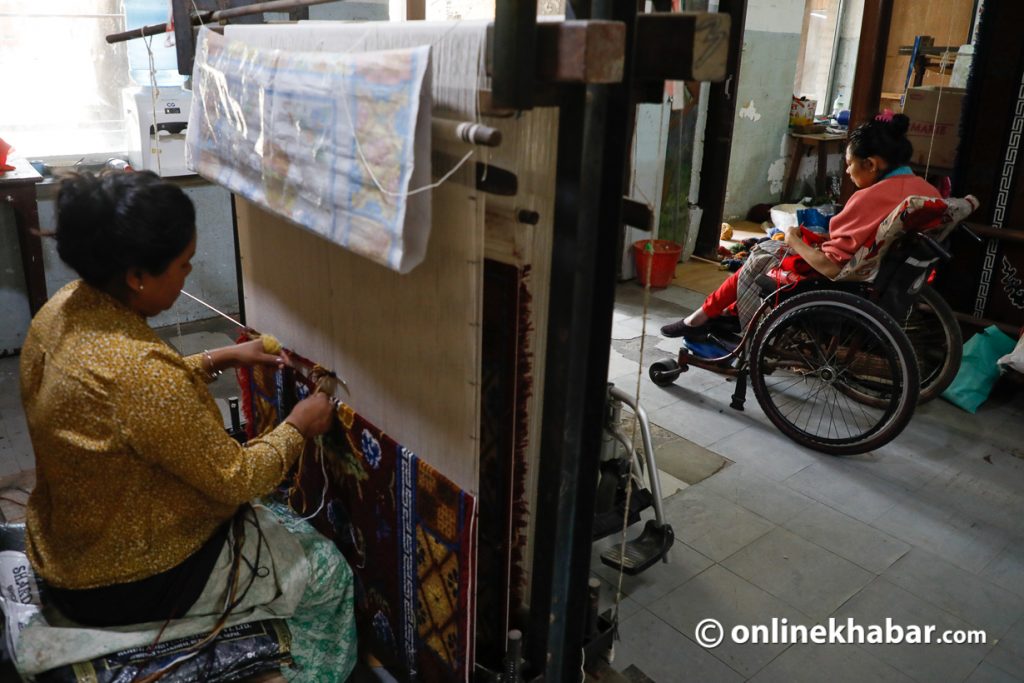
[723,0,806,219]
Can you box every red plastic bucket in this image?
[633,239,682,288]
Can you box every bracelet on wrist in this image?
[203,349,223,380]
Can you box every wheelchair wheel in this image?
[749,291,918,455]
[650,359,683,387]
[903,285,962,403]
[840,285,962,408]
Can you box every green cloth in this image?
[270,501,357,682]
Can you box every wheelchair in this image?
[649,195,979,456]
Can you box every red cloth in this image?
[702,270,740,318]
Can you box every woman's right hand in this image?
[285,393,335,438]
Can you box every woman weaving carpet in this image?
[18,171,356,681]
[661,111,941,339]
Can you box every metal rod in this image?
[179,289,247,330]
[431,118,503,148]
[608,385,667,530]
[106,0,339,44]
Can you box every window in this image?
[0,1,135,158]
[793,0,844,116]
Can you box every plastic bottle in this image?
[831,90,848,121]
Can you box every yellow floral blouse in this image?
[20,281,305,589]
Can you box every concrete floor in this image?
[1,284,1023,682]
[602,283,1024,683]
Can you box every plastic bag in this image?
[997,331,1024,374]
[0,550,43,665]
[941,325,1018,413]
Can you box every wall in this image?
[722,0,805,219]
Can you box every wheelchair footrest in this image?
[599,520,675,576]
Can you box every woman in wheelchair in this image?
[18,172,356,679]
[661,111,940,339]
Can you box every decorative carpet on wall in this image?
[238,346,477,683]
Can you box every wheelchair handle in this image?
[917,231,953,262]
[958,222,983,243]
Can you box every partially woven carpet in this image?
[239,346,476,682]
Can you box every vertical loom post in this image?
[492,0,537,109]
[526,0,639,679]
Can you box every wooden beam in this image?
[964,222,1024,244]
[405,0,424,20]
[842,0,894,201]
[621,197,653,230]
[486,21,626,85]
[633,12,731,82]
[694,0,748,259]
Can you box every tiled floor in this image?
[2,285,1023,682]
[603,283,1024,683]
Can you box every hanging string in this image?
[298,435,330,521]
[610,91,672,636]
[179,289,248,330]
[922,7,959,177]
[329,21,483,199]
[144,34,163,177]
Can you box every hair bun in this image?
[55,173,118,284]
[888,113,910,137]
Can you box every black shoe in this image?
[660,319,709,338]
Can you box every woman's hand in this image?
[285,393,335,438]
[205,340,286,374]
[230,339,286,368]
[784,225,803,248]
[784,227,842,279]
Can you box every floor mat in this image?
[671,259,728,295]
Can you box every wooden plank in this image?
[843,0,893,202]
[694,0,748,258]
[480,106,559,605]
[486,20,626,85]
[964,223,1024,244]
[235,136,483,494]
[633,12,731,82]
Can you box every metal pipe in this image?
[608,385,667,529]
[431,118,503,148]
[608,426,644,482]
[106,0,339,44]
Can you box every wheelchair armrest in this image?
[755,274,779,296]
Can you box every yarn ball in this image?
[261,333,282,354]
[720,222,734,240]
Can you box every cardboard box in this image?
[902,86,966,169]
[790,97,817,127]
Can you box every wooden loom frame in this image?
[489,2,733,681]
[107,1,733,678]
